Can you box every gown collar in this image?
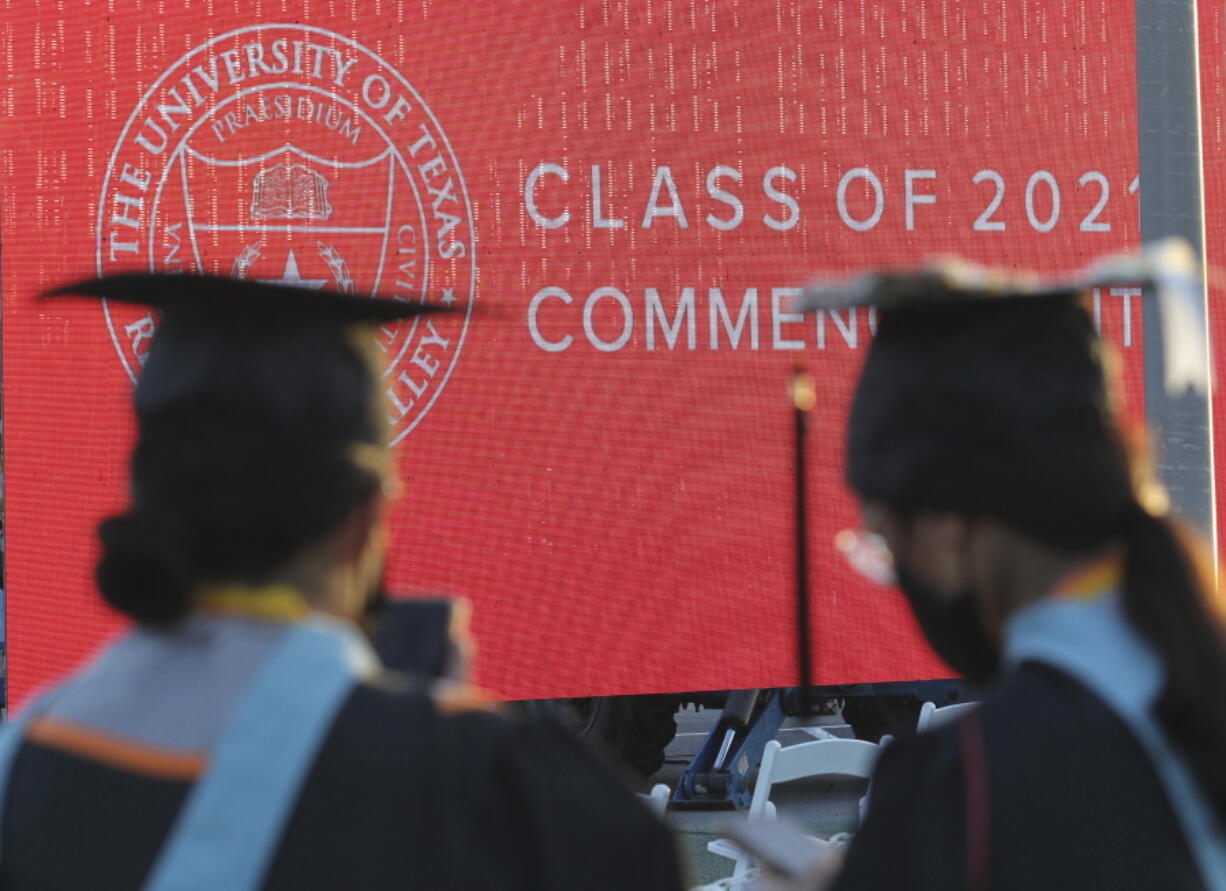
[1003,581,1226,889]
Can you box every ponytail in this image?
[95,510,193,627]
[1119,503,1226,819]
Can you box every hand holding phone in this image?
[370,596,472,681]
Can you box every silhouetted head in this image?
[48,272,451,626]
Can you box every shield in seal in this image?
[178,143,395,295]
[96,23,475,443]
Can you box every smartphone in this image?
[370,596,465,679]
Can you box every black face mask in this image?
[895,565,1000,683]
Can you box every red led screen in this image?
[1200,1,1226,572]
[1,2,1146,703]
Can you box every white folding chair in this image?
[638,782,670,817]
[707,737,882,880]
[916,700,979,733]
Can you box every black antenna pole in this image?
[791,367,816,713]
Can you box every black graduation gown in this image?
[832,661,1207,890]
[0,678,685,890]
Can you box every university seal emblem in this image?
[96,24,475,442]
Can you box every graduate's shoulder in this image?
[321,675,684,889]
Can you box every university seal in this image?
[96,24,475,442]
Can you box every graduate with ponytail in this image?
[0,274,683,891]
[806,261,1226,890]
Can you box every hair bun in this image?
[95,512,193,627]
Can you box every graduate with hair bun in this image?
[0,274,683,891]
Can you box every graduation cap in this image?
[792,239,1206,548]
[46,271,450,325]
[796,237,1208,397]
[46,272,455,438]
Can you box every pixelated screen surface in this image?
[1,2,1148,702]
[1201,4,1226,581]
